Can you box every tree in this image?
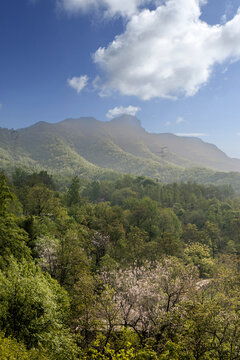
[0,258,76,359]
[25,185,60,217]
[99,258,198,347]
[157,208,182,256]
[203,221,222,257]
[66,176,81,207]
[0,334,51,360]
[0,172,30,264]
[125,197,159,240]
[124,227,148,265]
[184,243,216,278]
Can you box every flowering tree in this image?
[99,257,198,346]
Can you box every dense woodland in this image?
[1,169,240,359]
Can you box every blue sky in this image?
[1,0,240,157]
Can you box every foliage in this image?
[0,258,76,358]
[0,169,240,359]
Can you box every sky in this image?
[1,0,240,157]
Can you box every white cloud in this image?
[221,14,227,24]
[176,116,184,124]
[221,0,234,24]
[57,0,97,13]
[175,133,208,137]
[94,0,240,100]
[67,75,88,93]
[57,0,151,17]
[106,105,141,118]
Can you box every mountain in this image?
[1,115,240,185]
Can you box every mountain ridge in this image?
[1,115,240,183]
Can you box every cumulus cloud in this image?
[175,133,208,137]
[106,105,141,118]
[94,0,240,100]
[57,0,151,17]
[67,75,88,93]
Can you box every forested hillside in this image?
[2,116,240,191]
[1,169,240,359]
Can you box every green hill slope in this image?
[1,115,240,186]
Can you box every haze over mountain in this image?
[1,115,240,184]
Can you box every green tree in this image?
[124,227,148,265]
[0,258,76,359]
[0,173,30,264]
[125,197,159,240]
[157,208,182,256]
[25,185,62,217]
[66,176,81,207]
[184,243,216,278]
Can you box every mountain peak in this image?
[1,114,240,179]
[108,115,142,128]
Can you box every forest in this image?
[1,168,240,359]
